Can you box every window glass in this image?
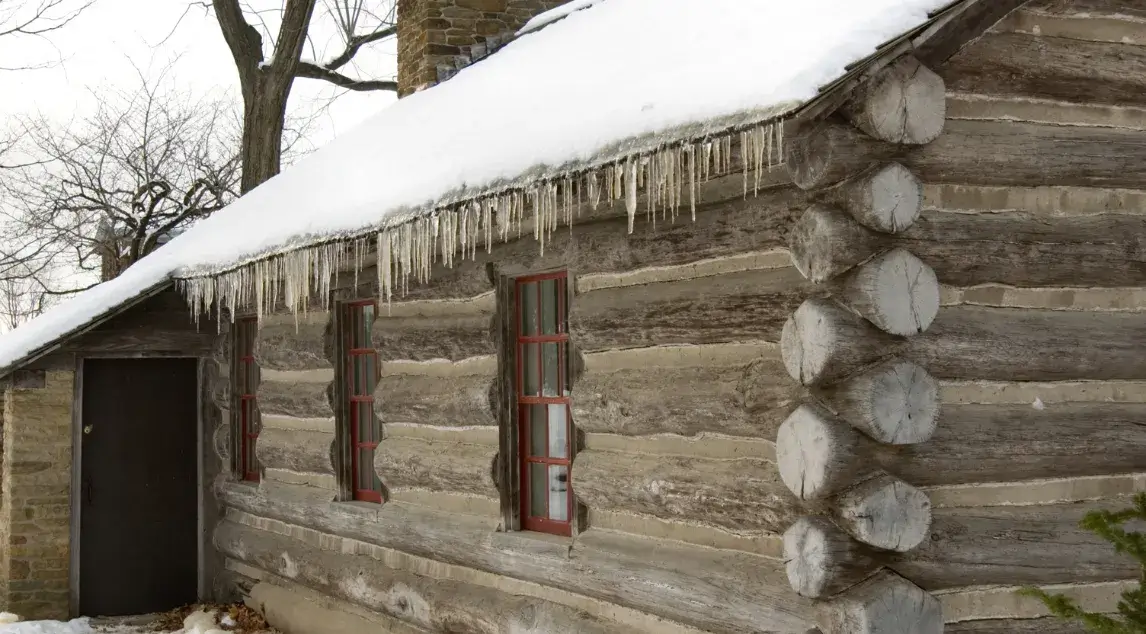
[541,343,560,397]
[529,405,547,457]
[540,278,559,334]
[548,404,567,459]
[529,462,548,518]
[548,465,569,521]
[519,282,538,335]
[522,343,539,396]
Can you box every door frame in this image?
[69,355,207,616]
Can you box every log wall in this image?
[205,2,1146,631]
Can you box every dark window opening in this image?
[233,317,261,482]
[515,272,573,536]
[343,300,383,503]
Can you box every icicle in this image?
[625,158,638,233]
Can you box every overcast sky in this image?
[0,0,399,148]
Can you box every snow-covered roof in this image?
[0,0,961,375]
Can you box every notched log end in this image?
[834,474,931,553]
[781,298,898,387]
[821,359,938,445]
[842,55,946,146]
[783,516,880,599]
[777,404,866,501]
[843,163,923,234]
[817,571,942,634]
[788,206,882,284]
[839,247,939,337]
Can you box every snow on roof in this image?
[517,0,603,35]
[0,0,955,374]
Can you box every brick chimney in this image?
[396,0,570,96]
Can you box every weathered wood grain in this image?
[376,372,495,427]
[572,449,796,534]
[892,500,1143,589]
[814,359,939,445]
[819,163,923,234]
[373,313,494,362]
[215,520,621,634]
[255,427,334,476]
[946,618,1091,634]
[216,483,815,633]
[573,345,796,439]
[817,571,942,634]
[260,379,332,418]
[255,312,331,371]
[376,436,499,500]
[944,32,1146,108]
[572,266,807,352]
[786,121,902,191]
[841,55,946,145]
[795,204,1146,289]
[62,289,220,356]
[885,403,1146,487]
[784,516,882,599]
[906,119,1146,188]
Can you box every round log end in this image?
[788,206,880,283]
[783,516,880,599]
[817,572,943,634]
[838,359,939,445]
[782,298,895,387]
[777,405,862,501]
[835,474,932,553]
[847,56,946,146]
[785,125,833,191]
[849,163,922,234]
[844,248,939,336]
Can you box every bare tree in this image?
[0,0,93,71]
[5,69,245,295]
[209,0,398,193]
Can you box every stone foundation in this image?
[0,369,74,619]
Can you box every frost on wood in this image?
[179,123,784,321]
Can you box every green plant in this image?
[1019,493,1146,633]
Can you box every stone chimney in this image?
[396,0,570,96]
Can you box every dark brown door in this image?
[80,358,198,617]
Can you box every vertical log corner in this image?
[774,54,947,627]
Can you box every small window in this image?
[233,317,261,482]
[342,300,383,503]
[515,272,573,536]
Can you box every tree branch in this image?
[295,61,397,91]
[210,0,265,86]
[323,23,396,71]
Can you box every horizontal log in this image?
[375,372,495,427]
[795,204,1146,289]
[928,474,1146,510]
[946,93,1146,131]
[390,186,806,301]
[943,31,1146,108]
[259,379,332,419]
[255,427,334,476]
[65,289,220,355]
[905,119,1146,188]
[946,618,1093,633]
[571,266,807,351]
[372,313,494,362]
[789,302,1146,384]
[255,312,331,371]
[572,449,796,534]
[574,343,793,439]
[216,483,815,633]
[886,403,1146,487]
[891,499,1141,589]
[376,436,498,500]
[941,578,1132,625]
[785,121,902,191]
[841,56,946,145]
[214,521,620,634]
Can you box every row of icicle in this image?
[179,120,784,324]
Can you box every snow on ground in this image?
[0,0,954,373]
[0,609,243,634]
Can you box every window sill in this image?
[492,529,573,558]
[334,500,385,519]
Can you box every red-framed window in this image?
[343,300,384,503]
[515,272,573,536]
[234,317,261,482]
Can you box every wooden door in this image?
[79,358,198,616]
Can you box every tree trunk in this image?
[240,78,292,193]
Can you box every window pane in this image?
[528,404,547,457]
[246,362,261,394]
[357,402,375,443]
[541,279,559,334]
[521,343,539,396]
[361,304,375,345]
[548,404,568,459]
[541,343,560,397]
[519,282,538,335]
[529,462,547,518]
[364,353,377,392]
[357,447,374,493]
[548,465,569,521]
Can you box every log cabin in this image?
[1,0,1144,632]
